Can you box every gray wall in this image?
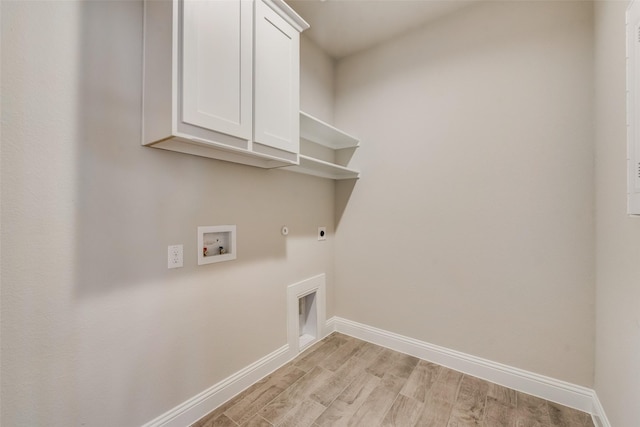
[6,0,640,425]
[1,2,336,426]
[594,1,640,425]
[334,0,596,386]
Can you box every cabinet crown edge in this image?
[263,0,310,32]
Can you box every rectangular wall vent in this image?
[287,274,326,354]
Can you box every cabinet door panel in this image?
[254,0,300,154]
[181,0,252,140]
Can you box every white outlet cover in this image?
[168,244,183,269]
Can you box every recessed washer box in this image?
[198,225,236,265]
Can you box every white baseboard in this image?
[142,316,609,427]
[329,317,596,415]
[140,344,292,427]
[325,316,336,335]
[591,392,612,427]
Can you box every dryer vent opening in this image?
[299,292,317,349]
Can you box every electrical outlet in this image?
[168,244,183,268]
[318,226,327,241]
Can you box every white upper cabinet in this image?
[181,0,253,140]
[142,0,308,168]
[253,0,300,155]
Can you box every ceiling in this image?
[285,0,474,59]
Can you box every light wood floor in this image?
[192,333,595,427]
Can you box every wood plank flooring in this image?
[191,333,595,427]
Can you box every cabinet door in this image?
[181,0,253,140]
[253,0,300,154]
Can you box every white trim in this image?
[142,316,607,427]
[591,392,612,427]
[325,316,337,334]
[262,0,310,32]
[140,344,291,427]
[330,317,595,414]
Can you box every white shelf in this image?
[287,155,360,180]
[285,111,360,180]
[299,111,359,150]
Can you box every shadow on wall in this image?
[336,179,357,228]
[72,1,326,298]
